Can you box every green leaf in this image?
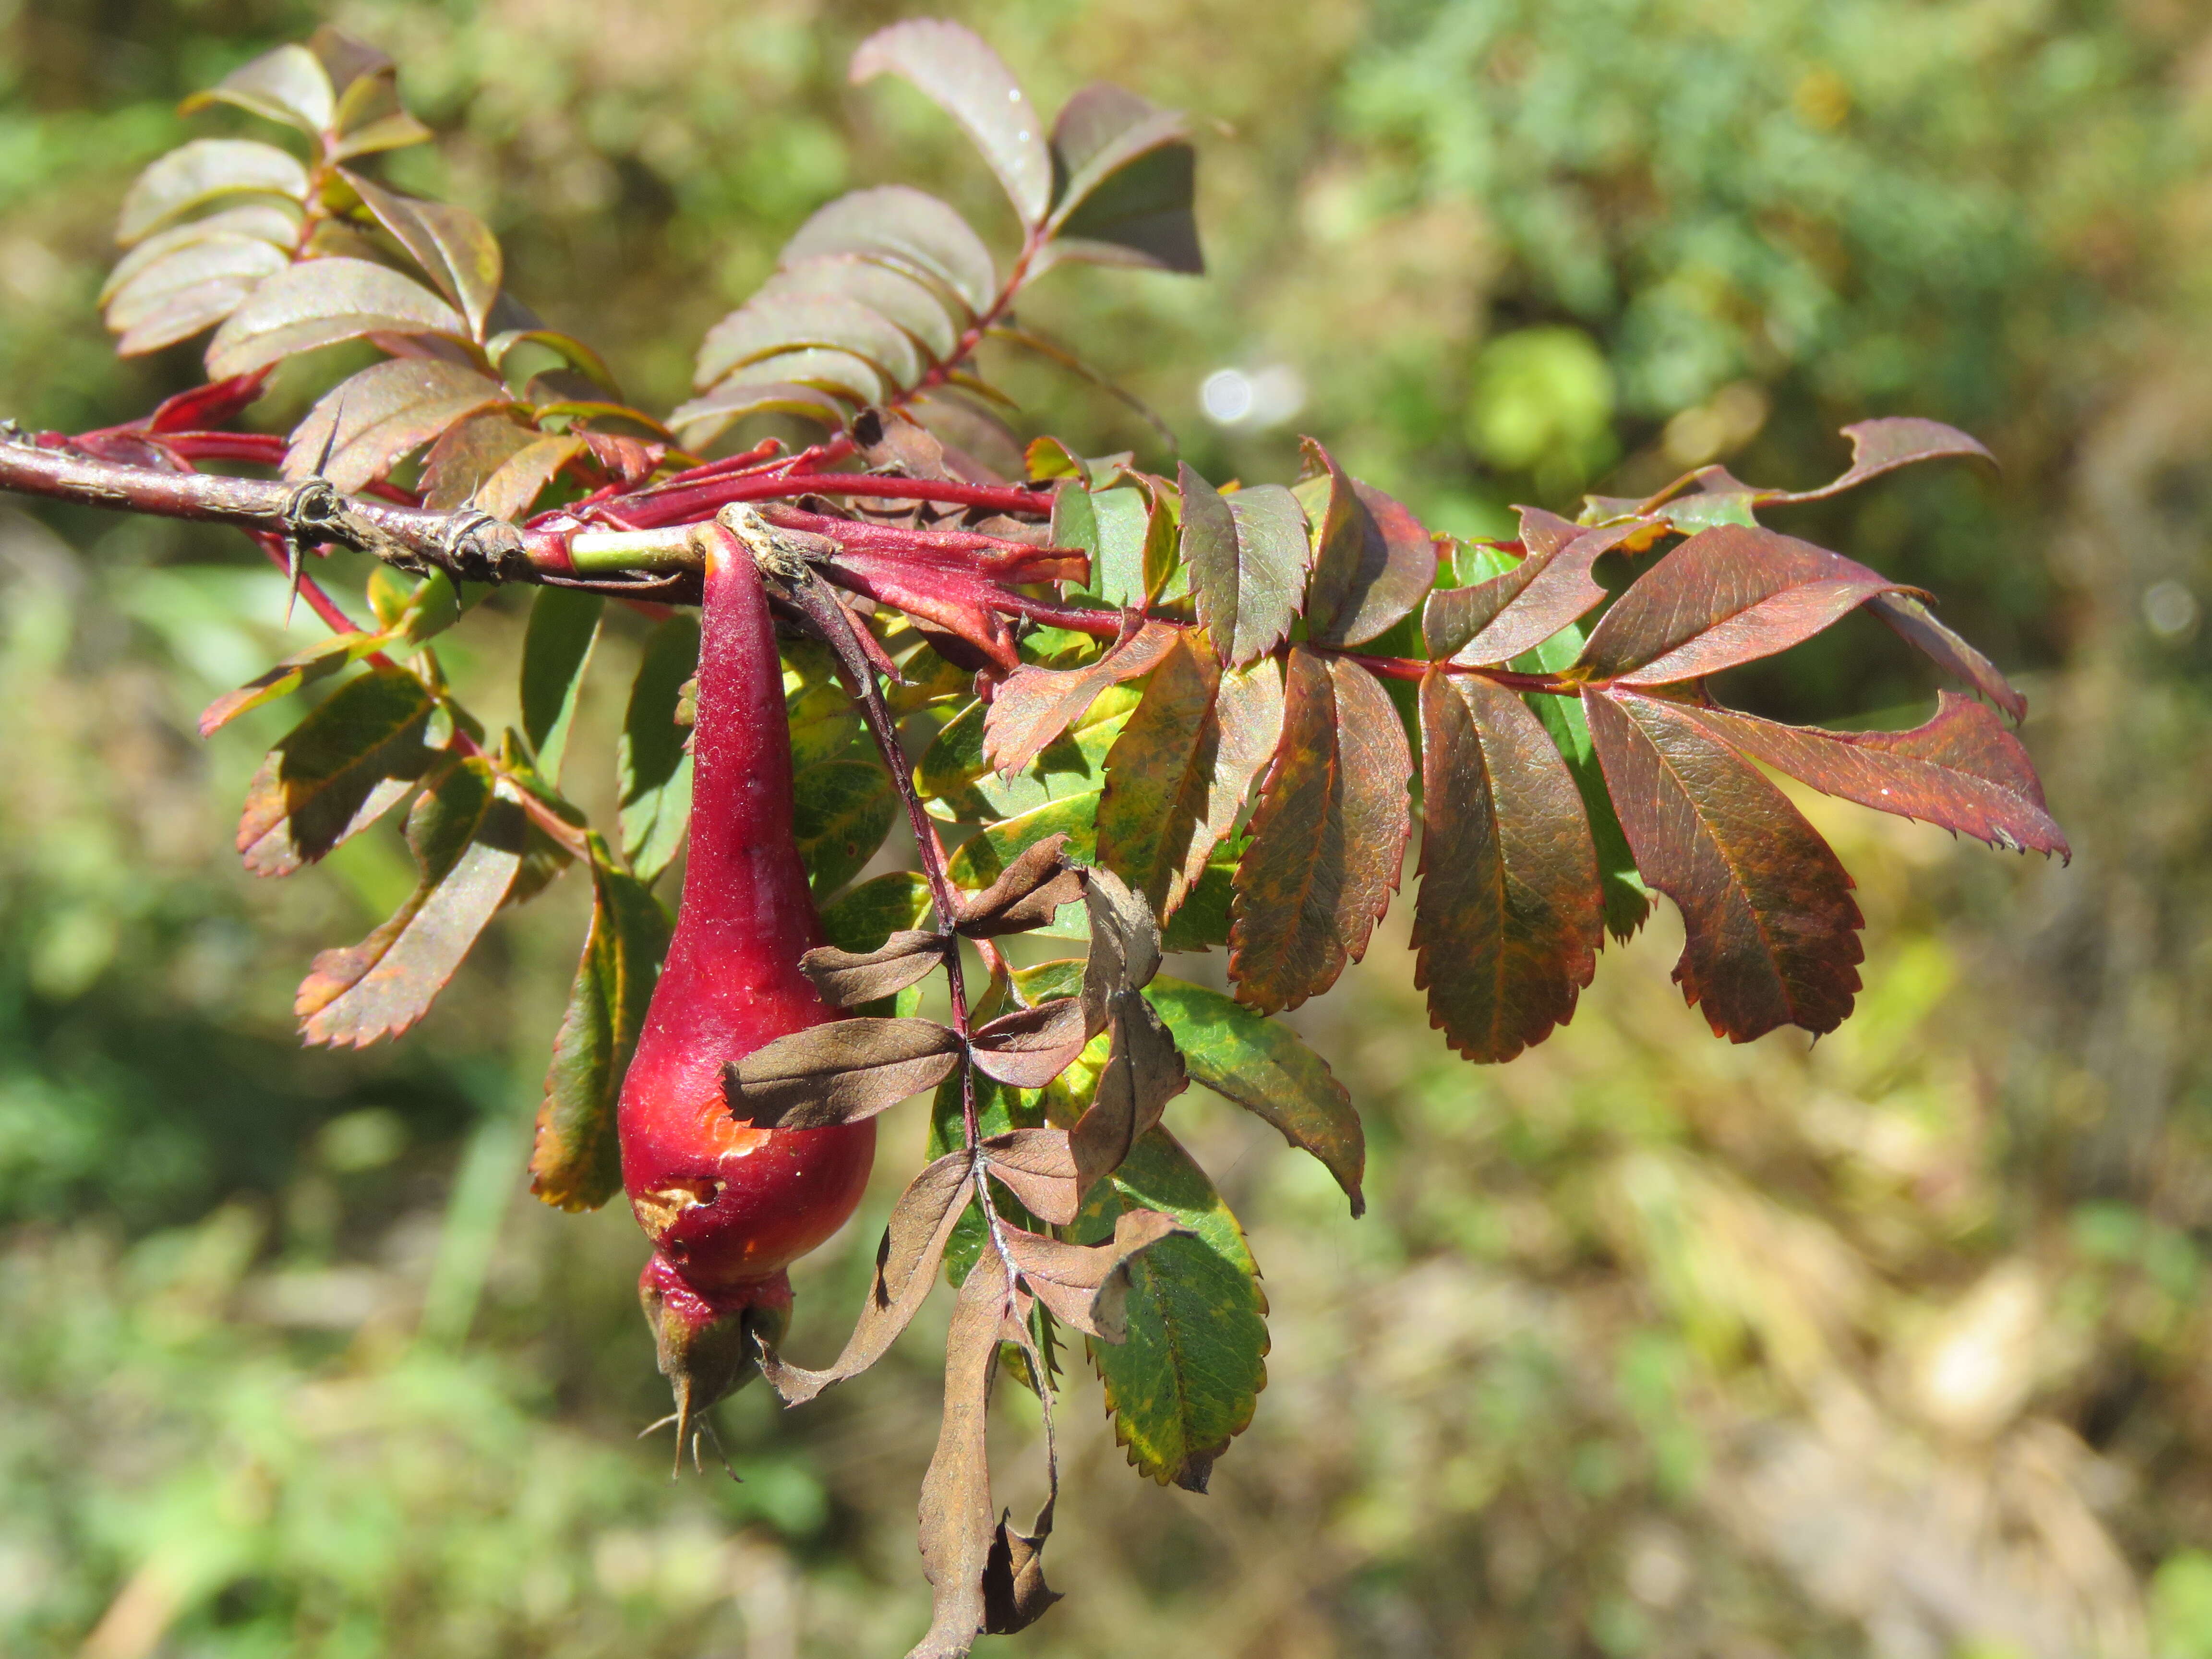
[780,185,997,317]
[236,664,445,876]
[819,871,935,950]
[1017,960,1363,1214]
[295,757,528,1047]
[1076,1128,1268,1491]
[1052,482,1154,608]
[1518,617,1651,941]
[1180,467,1310,669]
[783,638,861,771]
[341,170,505,342]
[117,139,310,245]
[529,839,671,1212]
[793,758,895,898]
[1042,84,1202,274]
[519,588,603,785]
[945,794,1100,894]
[181,43,337,136]
[199,632,397,736]
[283,359,510,493]
[851,19,1054,228]
[617,615,698,887]
[205,256,469,379]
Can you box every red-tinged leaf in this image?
[1413,669,1601,1063]
[1424,508,1647,665]
[102,203,301,308]
[529,842,671,1212]
[1000,1209,1184,1342]
[667,380,851,445]
[116,139,310,245]
[296,758,529,1047]
[180,42,336,136]
[1040,84,1201,275]
[321,33,433,159]
[695,292,924,393]
[578,431,666,490]
[759,1150,973,1406]
[141,372,269,435]
[725,1017,962,1129]
[342,171,504,341]
[205,257,468,379]
[1579,523,1908,685]
[971,998,1091,1089]
[283,359,509,492]
[1680,693,2067,858]
[1868,592,2028,722]
[980,1128,1080,1227]
[906,387,1025,483]
[801,930,950,1008]
[1180,466,1310,669]
[910,1250,1012,1659]
[1295,440,1436,647]
[780,185,997,317]
[1097,634,1281,920]
[237,664,444,876]
[755,256,962,363]
[1772,417,1996,503]
[1585,688,1863,1041]
[112,270,277,357]
[420,413,581,521]
[981,619,1177,775]
[713,347,885,409]
[1229,647,1412,1014]
[852,20,1053,228]
[200,632,397,736]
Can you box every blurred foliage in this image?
[3,0,2212,1657]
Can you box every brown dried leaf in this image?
[955,831,1084,938]
[980,1128,1081,1227]
[970,998,1090,1089]
[1412,668,1602,1062]
[1079,865,1163,1035]
[800,929,950,1008]
[910,1249,1013,1659]
[981,1503,1062,1636]
[1070,988,1187,1195]
[758,1151,972,1405]
[1000,1208,1185,1342]
[980,618,1176,775]
[1229,647,1412,1014]
[724,1017,962,1128]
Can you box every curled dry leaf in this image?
[801,930,950,1008]
[1079,864,1163,1035]
[724,1016,962,1129]
[1229,646,1412,1014]
[981,617,1176,775]
[981,1500,1062,1637]
[969,998,1090,1089]
[954,831,1084,937]
[757,1150,972,1406]
[1000,1208,1186,1342]
[1070,986,1187,1196]
[911,1249,1013,1659]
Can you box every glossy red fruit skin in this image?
[618,524,876,1297]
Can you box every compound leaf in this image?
[618,615,698,887]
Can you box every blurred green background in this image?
[3,1,2211,1655]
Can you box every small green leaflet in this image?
[617,615,697,887]
[1076,1128,1268,1491]
[794,759,896,898]
[529,837,671,1212]
[236,663,446,876]
[518,588,602,785]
